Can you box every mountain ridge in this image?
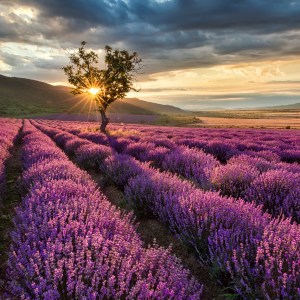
[0,74,184,117]
[259,102,300,110]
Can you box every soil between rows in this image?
[30,122,233,299]
[0,125,24,295]
[73,164,227,300]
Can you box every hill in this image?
[0,74,184,117]
[260,102,300,110]
[108,97,183,114]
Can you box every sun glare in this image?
[88,87,100,95]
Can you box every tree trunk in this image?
[100,109,109,133]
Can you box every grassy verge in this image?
[152,115,203,126]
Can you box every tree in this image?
[62,41,142,132]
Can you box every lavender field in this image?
[1,117,300,299]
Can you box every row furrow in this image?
[38,119,300,223]
[33,120,300,299]
[5,120,201,299]
[0,118,22,203]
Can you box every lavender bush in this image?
[100,153,147,189]
[210,163,259,198]
[244,169,300,222]
[32,119,300,299]
[161,146,219,190]
[5,120,202,299]
[228,154,274,173]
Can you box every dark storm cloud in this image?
[0,18,17,39]
[13,0,300,33]
[0,10,38,43]
[1,0,300,75]
[32,56,68,70]
[17,0,130,27]
[0,50,28,66]
[141,0,300,33]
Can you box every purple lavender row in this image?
[39,119,300,163]
[34,120,220,190]
[108,123,300,164]
[50,120,300,170]
[34,120,300,224]
[126,140,300,223]
[0,118,22,202]
[36,119,300,172]
[135,125,300,164]
[34,121,300,299]
[31,121,145,192]
[124,170,300,299]
[210,156,300,222]
[107,134,300,223]
[6,120,202,299]
[111,127,300,223]
[40,121,300,222]
[44,121,300,223]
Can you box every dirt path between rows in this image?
[0,123,23,294]
[33,122,229,299]
[101,183,226,300]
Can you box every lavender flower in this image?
[210,163,259,198]
[244,169,300,222]
[161,146,219,190]
[5,120,202,299]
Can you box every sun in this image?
[88,87,100,95]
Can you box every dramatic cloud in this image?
[148,93,300,110]
[1,0,300,108]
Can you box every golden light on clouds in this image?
[133,58,300,102]
[0,60,12,71]
[0,4,38,24]
[13,7,36,23]
[1,0,300,110]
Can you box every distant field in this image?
[31,112,159,123]
[191,109,300,119]
[188,109,300,129]
[31,112,202,126]
[192,116,300,129]
[30,109,300,128]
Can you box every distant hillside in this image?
[260,102,300,110]
[0,74,184,117]
[108,97,183,114]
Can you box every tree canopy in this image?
[63,41,142,132]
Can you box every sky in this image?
[1,0,300,110]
